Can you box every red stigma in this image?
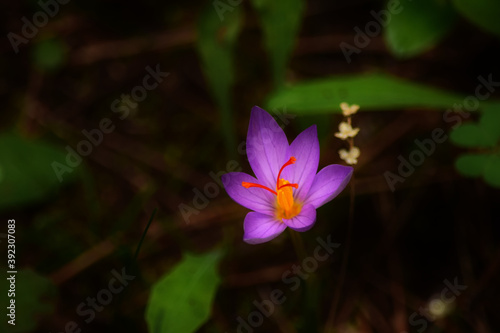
[241,157,299,195]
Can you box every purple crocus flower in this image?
[222,106,353,244]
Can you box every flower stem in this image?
[324,176,355,332]
[289,228,307,262]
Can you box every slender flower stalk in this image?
[325,102,361,330]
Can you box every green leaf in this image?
[455,153,489,177]
[1,270,56,332]
[146,251,222,333]
[32,38,67,72]
[450,123,499,148]
[197,4,242,155]
[455,153,500,188]
[451,103,500,148]
[483,154,500,187]
[479,103,500,138]
[266,73,463,114]
[0,133,77,211]
[452,0,500,37]
[385,0,456,58]
[452,103,500,187]
[250,0,303,88]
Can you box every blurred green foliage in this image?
[455,153,500,187]
[197,0,500,155]
[451,104,500,188]
[32,38,67,72]
[266,73,463,113]
[0,133,77,211]
[451,103,500,148]
[1,270,56,332]
[197,3,242,155]
[452,0,500,37]
[250,0,303,88]
[385,0,456,58]
[146,251,222,333]
[384,0,500,59]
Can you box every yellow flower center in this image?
[276,179,302,219]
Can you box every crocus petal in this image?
[282,125,319,201]
[222,172,276,215]
[305,164,353,209]
[243,212,287,244]
[246,106,289,189]
[282,204,316,232]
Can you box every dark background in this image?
[1,0,499,332]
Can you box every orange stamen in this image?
[241,181,277,195]
[241,156,298,197]
[241,157,302,220]
[276,157,296,189]
[278,183,298,190]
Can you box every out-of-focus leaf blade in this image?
[484,155,500,188]
[0,133,77,211]
[1,270,56,332]
[250,0,303,88]
[197,4,242,154]
[451,103,500,148]
[385,0,456,58]
[455,153,489,177]
[451,103,500,188]
[32,38,67,72]
[266,73,463,114]
[479,103,500,142]
[450,123,499,148]
[452,0,500,37]
[146,251,222,333]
